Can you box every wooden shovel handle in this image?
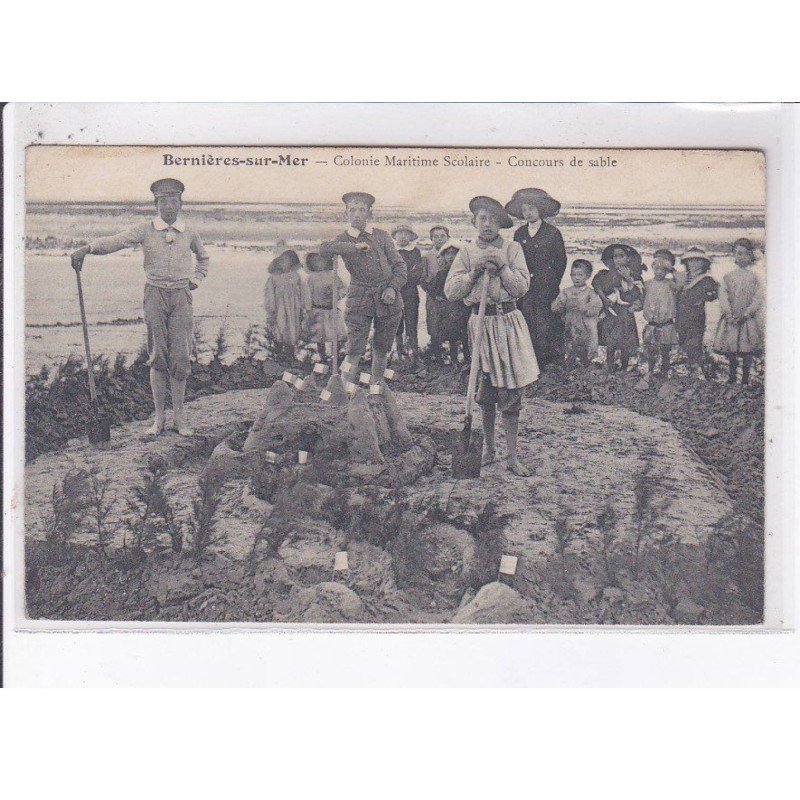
[464,275,490,419]
[74,266,98,404]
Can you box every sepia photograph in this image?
[19,144,767,627]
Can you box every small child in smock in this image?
[551,259,603,366]
[642,248,679,376]
[304,252,347,361]
[713,238,763,384]
[263,249,311,361]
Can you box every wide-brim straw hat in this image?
[469,196,513,229]
[342,191,376,208]
[601,243,643,271]
[391,223,418,240]
[680,246,712,269]
[505,187,561,219]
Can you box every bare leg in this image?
[148,367,167,436]
[170,377,192,435]
[504,413,532,476]
[481,403,497,465]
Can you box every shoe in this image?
[145,419,165,437]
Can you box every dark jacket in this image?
[513,221,567,307]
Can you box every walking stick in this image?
[74,262,111,444]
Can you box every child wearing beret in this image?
[70,178,208,436]
[445,196,538,476]
[263,249,311,362]
[319,192,407,386]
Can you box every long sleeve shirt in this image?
[319,225,407,292]
[444,236,530,305]
[89,216,209,290]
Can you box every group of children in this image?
[259,189,763,476]
[261,222,474,369]
[549,238,764,384]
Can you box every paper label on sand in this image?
[282,371,295,384]
[369,384,382,395]
[320,389,332,401]
[359,372,371,384]
[499,555,518,576]
[298,450,308,464]
[265,451,278,464]
[313,363,329,375]
[384,368,396,380]
[293,377,305,389]
[334,552,349,571]
[345,382,357,395]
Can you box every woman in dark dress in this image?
[676,246,719,378]
[592,244,644,372]
[505,188,567,368]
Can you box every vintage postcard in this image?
[19,144,767,627]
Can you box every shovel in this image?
[73,262,111,444]
[451,275,489,478]
[324,260,348,404]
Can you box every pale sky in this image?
[26,146,765,209]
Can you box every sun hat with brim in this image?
[680,246,712,269]
[391,224,418,240]
[342,191,376,208]
[601,243,643,271]
[269,249,301,273]
[150,178,185,198]
[505,187,561,220]
[469,196,513,229]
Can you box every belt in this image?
[474,301,517,316]
[312,303,333,310]
[648,319,675,328]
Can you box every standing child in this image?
[305,252,347,362]
[430,242,472,367]
[445,196,538,476]
[713,238,763,384]
[550,259,603,366]
[420,225,451,363]
[263,249,311,362]
[392,223,424,363]
[676,246,719,379]
[593,244,644,372]
[642,249,679,376]
[319,191,406,386]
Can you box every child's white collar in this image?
[153,216,185,232]
[397,243,416,251]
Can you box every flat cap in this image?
[342,191,376,207]
[150,178,185,197]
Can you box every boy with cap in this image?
[392,223,424,364]
[420,225,451,362]
[445,196,538,476]
[319,192,407,386]
[71,178,208,436]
